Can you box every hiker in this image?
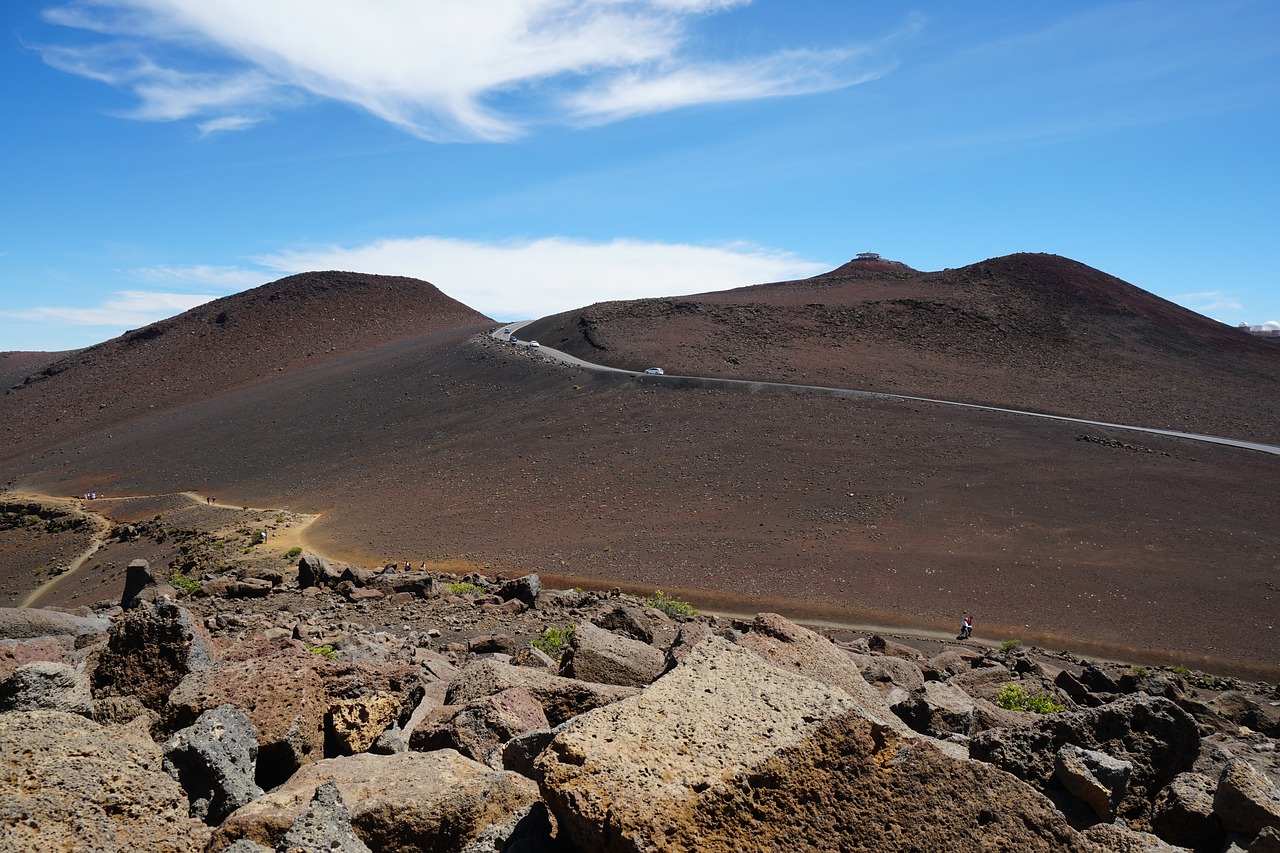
[960,614,973,640]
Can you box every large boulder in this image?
[1151,771,1222,849]
[0,710,210,852]
[1055,742,1133,822]
[297,555,342,589]
[409,686,549,762]
[0,634,75,680]
[0,660,92,715]
[162,704,264,825]
[536,634,1093,852]
[444,658,638,726]
[278,781,371,853]
[731,613,915,738]
[210,751,545,853]
[165,644,330,788]
[592,604,655,644]
[856,653,925,695]
[164,642,421,789]
[91,600,215,711]
[497,573,541,607]
[1214,759,1280,836]
[120,558,177,608]
[0,606,109,639]
[969,693,1200,824]
[559,621,664,688]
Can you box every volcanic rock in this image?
[558,620,664,687]
[443,657,638,726]
[409,686,550,762]
[1214,758,1280,836]
[0,660,92,714]
[0,709,210,852]
[91,599,215,711]
[162,703,264,824]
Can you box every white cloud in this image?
[0,290,218,327]
[39,0,889,140]
[135,264,267,289]
[1176,290,1244,313]
[257,235,828,318]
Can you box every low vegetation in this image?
[307,644,338,660]
[995,683,1064,714]
[530,625,575,661]
[647,590,698,618]
[446,581,484,596]
[169,571,201,595]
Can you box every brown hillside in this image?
[2,256,1277,678]
[521,253,1280,442]
[1,271,492,457]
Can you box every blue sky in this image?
[2,0,1278,352]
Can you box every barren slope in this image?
[521,253,1280,442]
[1,270,492,457]
[2,257,1276,677]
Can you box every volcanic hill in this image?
[2,255,1278,678]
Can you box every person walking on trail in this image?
[961,614,973,640]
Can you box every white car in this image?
[644,367,664,375]
[528,340,540,348]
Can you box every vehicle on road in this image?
[644,367,664,375]
[528,340,540,348]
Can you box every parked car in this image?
[644,367,664,375]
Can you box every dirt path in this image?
[12,490,326,607]
[9,491,114,608]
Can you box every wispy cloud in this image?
[256,234,829,319]
[0,290,217,327]
[135,264,267,289]
[38,0,893,140]
[1176,290,1244,314]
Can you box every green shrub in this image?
[1000,639,1023,653]
[995,684,1064,714]
[647,590,698,618]
[169,572,201,595]
[307,644,338,660]
[531,625,575,661]
[1133,665,1149,678]
[446,581,484,596]
[1170,664,1191,677]
[284,546,302,559]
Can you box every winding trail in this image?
[495,323,1280,457]
[10,490,320,608]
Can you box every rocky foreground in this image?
[1,557,1278,852]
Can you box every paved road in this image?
[491,323,1280,457]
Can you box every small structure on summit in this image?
[856,252,881,260]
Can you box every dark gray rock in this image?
[1080,665,1119,693]
[969,694,1200,824]
[498,573,542,607]
[1251,825,1280,853]
[1151,771,1223,849]
[280,780,372,853]
[120,559,177,608]
[0,661,91,715]
[1055,742,1132,822]
[592,604,654,644]
[1214,758,1280,836]
[297,555,342,590]
[163,703,264,824]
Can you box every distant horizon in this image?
[3,1,1278,351]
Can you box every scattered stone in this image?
[1082,821,1186,851]
[296,555,341,590]
[326,693,403,756]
